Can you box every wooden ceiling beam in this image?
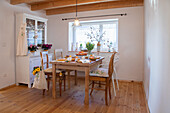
[31,0,117,11]
[10,0,50,5]
[46,0,144,15]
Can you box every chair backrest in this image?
[54,49,63,60]
[108,52,117,78]
[40,52,49,70]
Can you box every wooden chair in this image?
[98,53,119,96]
[112,54,119,96]
[54,49,78,86]
[89,52,117,105]
[40,52,66,96]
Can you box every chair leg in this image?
[59,77,62,96]
[105,78,109,105]
[43,89,45,95]
[90,81,95,95]
[47,81,50,91]
[99,81,101,87]
[67,70,70,89]
[109,79,111,99]
[116,79,119,90]
[112,75,116,96]
[64,75,66,91]
[47,76,50,91]
[114,67,119,90]
[75,70,77,85]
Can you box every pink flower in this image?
[30,45,33,48]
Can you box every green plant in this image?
[86,42,95,51]
[80,43,83,47]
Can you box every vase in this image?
[97,42,101,52]
[88,50,92,55]
[43,49,48,51]
[108,47,111,52]
[30,51,35,53]
[80,46,83,51]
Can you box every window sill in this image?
[68,51,115,53]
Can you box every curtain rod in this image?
[62,13,127,21]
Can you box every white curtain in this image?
[16,23,28,56]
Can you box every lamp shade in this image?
[74,18,80,26]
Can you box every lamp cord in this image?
[76,0,77,17]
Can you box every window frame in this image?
[68,19,119,52]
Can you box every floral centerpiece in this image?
[42,44,52,51]
[32,66,41,77]
[86,42,95,54]
[85,27,105,52]
[28,45,38,52]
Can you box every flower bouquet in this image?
[42,44,52,51]
[32,66,42,77]
[85,27,105,52]
[86,42,95,54]
[32,66,47,90]
[28,45,38,52]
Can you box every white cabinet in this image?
[16,13,48,46]
[16,54,52,88]
[15,13,49,88]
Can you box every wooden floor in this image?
[0,77,147,113]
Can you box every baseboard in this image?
[142,82,150,113]
[0,84,16,91]
[117,79,143,83]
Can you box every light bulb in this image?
[74,18,80,26]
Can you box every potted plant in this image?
[28,45,38,52]
[86,42,95,55]
[85,27,105,52]
[42,44,52,51]
[80,43,83,51]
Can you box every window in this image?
[26,18,35,46]
[69,19,118,52]
[26,19,45,46]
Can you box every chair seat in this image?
[44,68,62,74]
[90,68,109,78]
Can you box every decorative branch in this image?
[85,26,105,42]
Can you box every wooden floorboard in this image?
[0,78,147,113]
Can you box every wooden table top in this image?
[50,57,104,67]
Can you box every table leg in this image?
[84,68,89,105]
[52,64,56,99]
[67,70,70,89]
[75,70,77,85]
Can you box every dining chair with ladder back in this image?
[89,52,117,105]
[40,52,66,96]
[98,52,119,96]
[54,49,78,87]
[112,53,119,96]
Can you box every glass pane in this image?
[102,24,117,49]
[75,25,100,50]
[37,21,45,46]
[26,18,35,46]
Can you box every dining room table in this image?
[50,57,104,105]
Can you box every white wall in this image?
[144,0,170,113]
[47,7,144,81]
[0,0,46,89]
